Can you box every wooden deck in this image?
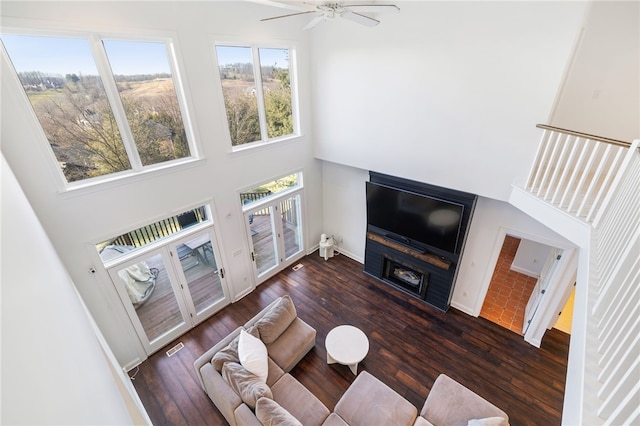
[249,213,301,273]
[131,252,570,425]
[136,252,223,342]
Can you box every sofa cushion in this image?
[467,417,509,426]
[321,413,350,426]
[412,416,435,426]
[256,397,303,426]
[221,362,272,410]
[420,374,509,426]
[238,329,269,383]
[267,317,316,372]
[271,373,330,426]
[212,336,240,372]
[255,295,297,344]
[334,371,417,426]
[211,326,260,372]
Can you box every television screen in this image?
[366,181,464,253]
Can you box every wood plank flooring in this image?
[132,251,570,426]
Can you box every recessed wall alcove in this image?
[363,172,477,311]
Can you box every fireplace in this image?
[382,257,428,299]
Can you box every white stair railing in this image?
[590,140,640,425]
[526,125,630,223]
[523,126,639,425]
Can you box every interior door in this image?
[108,228,229,355]
[245,192,304,284]
[523,248,562,334]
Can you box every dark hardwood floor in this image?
[132,251,570,426]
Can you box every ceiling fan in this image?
[260,2,400,30]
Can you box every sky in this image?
[1,35,171,76]
[2,34,290,78]
[216,45,289,68]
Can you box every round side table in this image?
[325,325,369,375]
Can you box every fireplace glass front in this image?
[382,258,429,299]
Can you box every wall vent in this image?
[166,342,184,357]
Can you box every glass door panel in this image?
[176,233,225,318]
[247,205,278,278]
[110,252,188,347]
[280,195,303,260]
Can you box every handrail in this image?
[536,124,632,148]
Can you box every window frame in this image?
[0,26,202,192]
[212,39,301,152]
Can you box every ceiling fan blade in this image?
[343,4,400,14]
[260,10,318,22]
[341,11,380,27]
[304,15,326,30]
[251,0,312,12]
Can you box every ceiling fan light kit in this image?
[260,2,400,30]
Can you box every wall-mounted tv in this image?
[366,181,464,254]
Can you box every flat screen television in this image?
[366,181,464,254]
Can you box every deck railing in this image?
[109,207,207,248]
[524,125,639,424]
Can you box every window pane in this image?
[281,195,303,259]
[102,40,190,165]
[259,48,293,139]
[216,46,260,146]
[241,173,300,207]
[1,34,131,182]
[179,234,224,314]
[114,253,184,343]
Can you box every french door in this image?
[244,192,304,284]
[108,228,228,355]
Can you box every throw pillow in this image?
[238,329,269,383]
[255,295,297,344]
[467,417,509,426]
[212,327,260,372]
[256,397,303,426]
[212,335,240,372]
[221,362,272,410]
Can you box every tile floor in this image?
[480,235,539,335]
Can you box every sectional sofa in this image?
[193,295,509,426]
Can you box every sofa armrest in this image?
[420,374,509,426]
[234,404,263,426]
[193,327,243,390]
[200,363,243,425]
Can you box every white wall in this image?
[551,1,640,142]
[0,1,320,368]
[511,239,553,277]
[310,1,588,201]
[1,155,142,425]
[321,160,369,262]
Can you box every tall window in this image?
[1,34,194,184]
[215,45,296,148]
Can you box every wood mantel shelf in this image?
[366,232,452,270]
